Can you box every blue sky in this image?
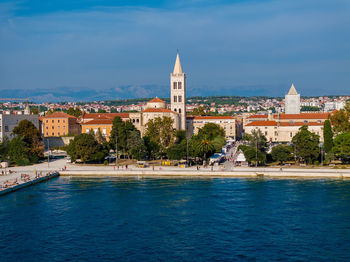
[0,0,349,100]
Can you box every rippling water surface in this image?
[1,177,350,261]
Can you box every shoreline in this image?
[59,169,350,178]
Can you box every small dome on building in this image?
[146,97,167,109]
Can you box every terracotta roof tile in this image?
[44,112,76,119]
[246,121,277,126]
[82,119,113,125]
[142,108,175,113]
[247,115,268,119]
[82,113,130,119]
[148,97,166,103]
[189,116,235,120]
[277,113,329,119]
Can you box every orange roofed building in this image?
[42,112,80,137]
[244,111,329,142]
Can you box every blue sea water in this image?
[1,177,350,261]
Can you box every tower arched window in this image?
[178,82,182,89]
[173,82,177,89]
[179,108,181,113]
[174,96,177,102]
[178,96,182,102]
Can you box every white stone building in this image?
[285,84,300,114]
[0,110,39,142]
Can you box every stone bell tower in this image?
[170,51,186,130]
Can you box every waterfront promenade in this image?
[1,159,350,184]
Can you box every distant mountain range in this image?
[1,85,345,103]
[0,85,277,102]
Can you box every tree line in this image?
[66,116,227,164]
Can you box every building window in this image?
[46,126,48,130]
[173,82,177,89]
[174,96,177,102]
[52,132,54,136]
[58,120,60,123]
[52,120,54,123]
[63,120,65,123]
[178,82,182,89]
[46,132,48,135]
[58,132,60,136]
[46,120,48,123]
[275,131,278,136]
[290,132,293,137]
[58,126,60,129]
[178,96,182,102]
[179,108,181,113]
[265,131,267,136]
[63,132,66,135]
[136,119,139,123]
[174,108,177,112]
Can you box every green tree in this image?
[292,125,320,164]
[66,133,102,163]
[12,119,43,160]
[145,117,175,154]
[191,106,206,116]
[323,120,333,153]
[271,144,292,164]
[243,146,266,166]
[332,132,350,163]
[67,107,82,117]
[329,102,350,135]
[167,140,187,160]
[127,130,146,160]
[0,136,10,161]
[8,137,30,165]
[198,138,215,161]
[30,107,39,115]
[197,123,225,140]
[243,129,267,152]
[143,136,160,160]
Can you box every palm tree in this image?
[199,138,214,164]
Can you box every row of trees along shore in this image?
[66,116,227,164]
[239,101,350,166]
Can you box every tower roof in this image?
[173,51,183,74]
[287,84,298,95]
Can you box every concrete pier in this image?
[0,172,59,196]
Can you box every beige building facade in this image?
[42,112,80,137]
[186,116,239,140]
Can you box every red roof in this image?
[148,97,165,103]
[189,116,235,120]
[82,119,113,125]
[247,115,268,119]
[246,121,323,127]
[44,112,76,119]
[142,108,175,113]
[82,113,130,119]
[278,113,329,119]
[246,121,277,126]
[279,122,323,126]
